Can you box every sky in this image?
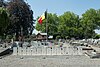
[25,0,100,34]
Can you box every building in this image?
[35,33,47,41]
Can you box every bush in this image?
[56,36,61,40]
[93,34,100,39]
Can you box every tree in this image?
[0,7,10,36]
[36,9,100,39]
[7,0,35,40]
[97,9,100,29]
[58,11,80,39]
[0,0,6,7]
[81,8,97,38]
[36,13,59,36]
[93,34,100,39]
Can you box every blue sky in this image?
[26,0,100,18]
[25,0,100,34]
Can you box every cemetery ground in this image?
[0,40,100,67]
[0,55,100,67]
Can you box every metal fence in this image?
[13,46,83,55]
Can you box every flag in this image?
[38,11,47,24]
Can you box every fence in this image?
[13,47,83,55]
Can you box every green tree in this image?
[36,9,100,39]
[93,34,100,39]
[0,7,10,36]
[97,9,100,29]
[81,8,97,38]
[58,11,80,39]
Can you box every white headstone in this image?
[13,47,17,55]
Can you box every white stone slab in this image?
[78,47,83,55]
[18,47,22,55]
[41,47,46,55]
[61,47,66,55]
[52,47,56,55]
[13,47,17,55]
[74,48,79,55]
[37,47,42,55]
[47,47,52,55]
[22,48,27,55]
[64,47,68,55]
[31,47,37,55]
[56,47,61,55]
[68,47,72,55]
[26,48,31,55]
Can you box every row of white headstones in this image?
[13,46,83,55]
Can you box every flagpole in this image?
[46,9,48,42]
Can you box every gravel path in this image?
[0,55,100,67]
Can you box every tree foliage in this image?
[58,11,80,39]
[93,34,100,39]
[6,0,34,40]
[36,9,100,39]
[0,7,10,36]
[81,9,98,38]
[0,0,6,7]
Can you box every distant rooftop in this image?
[40,33,47,35]
[36,33,47,35]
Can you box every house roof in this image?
[36,33,47,35]
[40,33,47,35]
